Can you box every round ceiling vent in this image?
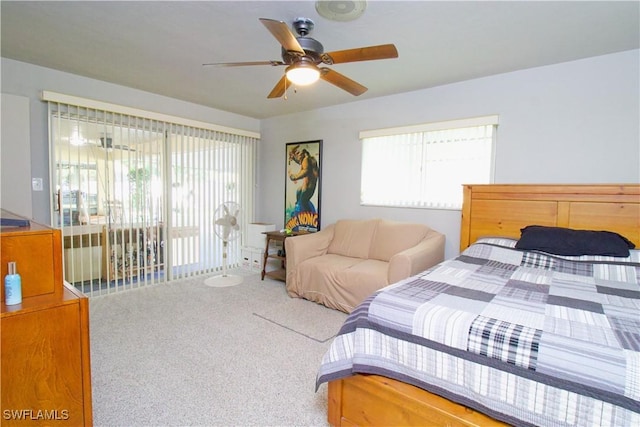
[315,1,367,22]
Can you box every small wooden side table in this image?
[261,230,306,282]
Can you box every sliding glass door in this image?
[48,100,256,296]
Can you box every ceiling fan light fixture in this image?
[285,62,321,86]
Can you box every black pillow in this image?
[515,225,636,257]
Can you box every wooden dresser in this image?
[1,210,92,426]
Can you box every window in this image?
[360,115,498,210]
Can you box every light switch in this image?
[32,177,43,191]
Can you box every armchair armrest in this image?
[388,230,445,284]
[285,225,335,283]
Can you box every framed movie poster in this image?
[285,140,322,232]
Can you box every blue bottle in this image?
[5,261,22,305]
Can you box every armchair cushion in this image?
[370,219,430,262]
[327,219,378,259]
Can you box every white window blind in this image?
[360,116,497,210]
[46,94,258,296]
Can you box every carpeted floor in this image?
[89,269,348,426]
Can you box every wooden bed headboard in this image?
[460,184,640,252]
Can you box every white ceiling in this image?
[2,1,638,120]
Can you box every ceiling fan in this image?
[203,17,398,98]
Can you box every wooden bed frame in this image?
[327,184,640,427]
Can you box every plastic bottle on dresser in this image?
[5,261,22,305]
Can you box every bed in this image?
[316,184,640,427]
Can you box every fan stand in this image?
[204,240,243,287]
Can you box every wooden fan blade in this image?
[267,75,288,98]
[259,18,305,54]
[203,60,284,67]
[324,44,398,64]
[320,68,367,96]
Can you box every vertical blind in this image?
[360,116,498,209]
[46,93,258,296]
[166,126,256,281]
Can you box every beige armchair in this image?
[285,219,445,313]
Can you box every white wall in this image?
[1,58,260,224]
[258,50,640,259]
[1,93,32,217]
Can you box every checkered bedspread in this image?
[316,238,640,426]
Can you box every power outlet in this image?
[32,177,43,191]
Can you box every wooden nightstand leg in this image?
[261,234,270,280]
